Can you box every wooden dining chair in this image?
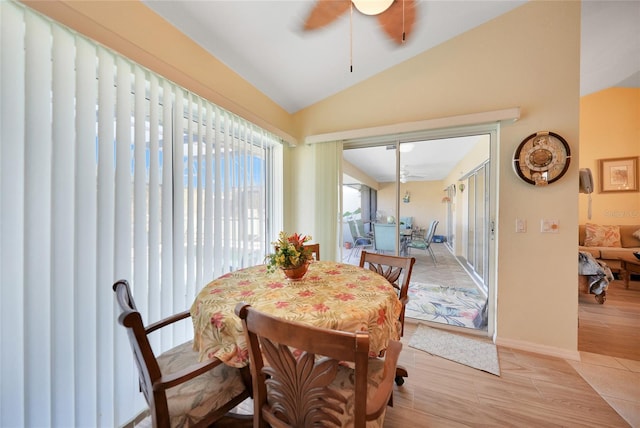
[235,302,402,428]
[113,280,252,428]
[303,243,320,261]
[359,251,415,386]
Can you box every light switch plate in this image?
[541,219,559,233]
[516,218,526,233]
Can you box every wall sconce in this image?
[403,191,410,203]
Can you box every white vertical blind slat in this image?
[133,67,149,324]
[184,95,196,340]
[130,63,150,417]
[185,95,195,313]
[223,113,232,269]
[74,35,99,427]
[148,74,161,328]
[51,23,76,427]
[0,3,26,426]
[97,47,116,427]
[171,89,186,345]
[239,124,248,265]
[114,55,135,424]
[196,99,205,293]
[160,80,174,350]
[213,108,223,277]
[24,10,53,426]
[203,106,214,281]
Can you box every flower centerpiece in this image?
[266,232,313,280]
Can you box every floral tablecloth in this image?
[191,261,402,367]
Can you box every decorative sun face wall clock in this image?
[513,131,571,186]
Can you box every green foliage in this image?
[266,231,313,272]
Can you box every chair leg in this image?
[427,246,437,266]
[395,365,408,386]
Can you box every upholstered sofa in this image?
[578,223,640,272]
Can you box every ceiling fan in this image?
[400,166,426,183]
[303,0,417,45]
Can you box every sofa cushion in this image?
[620,225,640,248]
[584,223,621,247]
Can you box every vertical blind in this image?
[0,2,283,426]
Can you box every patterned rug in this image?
[409,324,500,376]
[405,282,488,329]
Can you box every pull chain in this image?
[350,2,353,72]
[402,0,406,42]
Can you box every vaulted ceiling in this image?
[144,1,639,183]
[145,1,639,114]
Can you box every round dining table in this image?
[190,260,402,367]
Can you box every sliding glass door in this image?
[464,162,490,293]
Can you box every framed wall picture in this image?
[598,156,639,193]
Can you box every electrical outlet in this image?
[541,219,559,233]
[515,219,526,233]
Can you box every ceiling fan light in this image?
[352,0,394,16]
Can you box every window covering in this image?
[0,2,282,425]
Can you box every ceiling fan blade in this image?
[378,0,417,44]
[304,0,351,31]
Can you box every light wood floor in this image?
[578,278,640,360]
[383,276,640,427]
[385,320,633,427]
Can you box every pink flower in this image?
[210,312,224,328]
[313,303,329,312]
[267,282,284,289]
[335,292,355,301]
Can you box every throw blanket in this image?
[578,251,613,296]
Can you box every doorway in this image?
[341,127,497,334]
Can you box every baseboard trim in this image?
[495,337,581,361]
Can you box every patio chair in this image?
[113,280,252,428]
[347,219,373,261]
[372,222,396,254]
[407,219,439,265]
[235,302,401,428]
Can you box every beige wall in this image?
[579,87,640,225]
[293,2,581,356]
[27,1,582,356]
[377,181,447,232]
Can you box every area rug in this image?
[405,282,488,329]
[409,324,501,376]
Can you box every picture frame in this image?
[598,156,639,193]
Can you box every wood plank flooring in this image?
[384,321,631,427]
[578,278,640,360]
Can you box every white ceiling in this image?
[144,0,640,182]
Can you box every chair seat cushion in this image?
[407,240,427,249]
[157,341,247,428]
